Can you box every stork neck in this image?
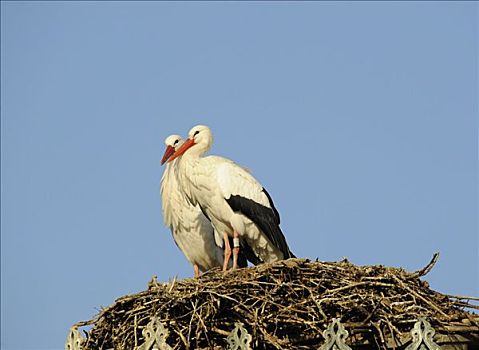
[188,143,209,158]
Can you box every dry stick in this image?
[196,307,212,348]
[210,327,230,336]
[407,252,440,279]
[384,320,397,350]
[444,325,479,332]
[206,290,240,303]
[452,301,479,310]
[392,275,449,319]
[173,323,190,349]
[372,321,386,349]
[134,314,138,348]
[186,299,198,347]
[363,298,383,324]
[384,313,405,349]
[326,281,395,295]
[257,323,287,350]
[446,294,479,301]
[465,313,479,328]
[249,294,308,315]
[307,288,328,320]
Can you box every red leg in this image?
[232,231,240,269]
[194,264,200,278]
[223,232,232,271]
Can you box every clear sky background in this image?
[1,2,477,349]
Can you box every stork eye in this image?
[193,130,200,137]
[174,139,179,145]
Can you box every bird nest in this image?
[76,255,479,349]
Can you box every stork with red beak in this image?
[168,125,295,270]
[160,135,245,277]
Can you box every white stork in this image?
[168,125,295,270]
[160,134,244,277]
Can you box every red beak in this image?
[168,138,195,162]
[160,145,175,165]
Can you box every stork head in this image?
[161,134,184,165]
[168,125,213,162]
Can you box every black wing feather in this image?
[226,192,295,259]
[262,188,281,225]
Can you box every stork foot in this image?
[223,232,232,272]
[232,247,240,269]
[232,231,240,270]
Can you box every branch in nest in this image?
[407,252,440,280]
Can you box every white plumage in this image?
[160,134,225,277]
[169,125,295,269]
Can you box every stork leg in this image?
[232,230,240,270]
[223,232,232,271]
[194,264,200,278]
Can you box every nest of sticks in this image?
[77,254,479,349]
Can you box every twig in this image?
[407,252,440,279]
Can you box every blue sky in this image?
[1,2,477,349]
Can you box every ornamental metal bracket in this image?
[65,327,84,350]
[405,317,441,350]
[136,316,173,350]
[226,322,253,350]
[319,318,352,350]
